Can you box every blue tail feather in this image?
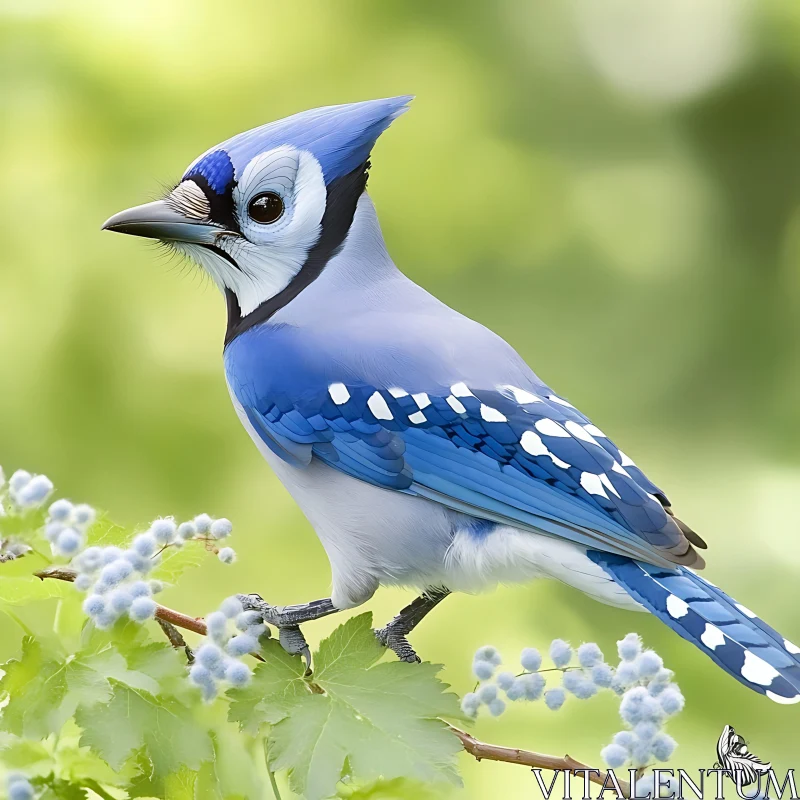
[588,551,800,704]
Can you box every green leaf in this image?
[75,681,213,777]
[233,614,463,800]
[150,540,207,585]
[0,637,111,738]
[227,638,310,734]
[338,777,454,800]
[0,576,70,606]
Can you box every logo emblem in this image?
[716,724,772,787]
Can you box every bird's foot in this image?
[236,593,339,670]
[237,593,311,666]
[374,623,421,663]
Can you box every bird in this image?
[103,96,800,703]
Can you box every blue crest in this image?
[185,149,235,195]
[183,96,412,186]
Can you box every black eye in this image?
[247,192,284,224]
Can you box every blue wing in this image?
[225,323,701,569]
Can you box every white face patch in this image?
[480,405,507,422]
[740,650,779,686]
[367,391,393,420]
[165,180,211,220]
[178,147,327,316]
[666,594,689,619]
[328,383,350,405]
[535,419,569,438]
[700,623,725,650]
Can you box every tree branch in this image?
[38,566,626,792]
[36,566,210,635]
[449,725,630,796]
[35,566,264,662]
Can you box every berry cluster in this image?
[599,633,682,769]
[462,638,616,717]
[462,632,683,774]
[188,596,267,700]
[71,513,235,629]
[6,773,35,800]
[44,498,97,558]
[5,468,54,510]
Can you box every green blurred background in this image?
[1,0,800,794]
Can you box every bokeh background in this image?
[1,0,799,795]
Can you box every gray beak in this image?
[101,200,219,243]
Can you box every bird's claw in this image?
[237,593,312,670]
[374,625,421,663]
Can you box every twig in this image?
[157,618,194,663]
[35,565,265,661]
[449,726,630,796]
[263,738,283,800]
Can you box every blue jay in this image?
[104,97,800,703]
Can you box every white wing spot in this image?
[666,595,689,619]
[388,387,408,398]
[741,650,779,687]
[611,462,630,476]
[328,383,350,405]
[502,385,542,404]
[580,472,608,499]
[584,424,606,437]
[521,432,570,469]
[766,690,800,705]
[700,623,725,651]
[619,451,636,467]
[367,391,393,421]
[411,392,431,410]
[549,395,575,408]
[520,431,547,456]
[446,396,467,415]
[451,382,474,398]
[480,405,507,422]
[736,604,757,619]
[535,419,570,438]
[784,639,800,655]
[599,473,620,498]
[408,411,427,424]
[565,420,599,444]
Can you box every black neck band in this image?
[223,161,369,348]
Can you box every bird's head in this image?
[103,96,411,337]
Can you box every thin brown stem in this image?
[449,726,630,796]
[35,565,265,661]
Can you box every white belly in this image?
[230,390,644,613]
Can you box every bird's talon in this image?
[374,626,420,663]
